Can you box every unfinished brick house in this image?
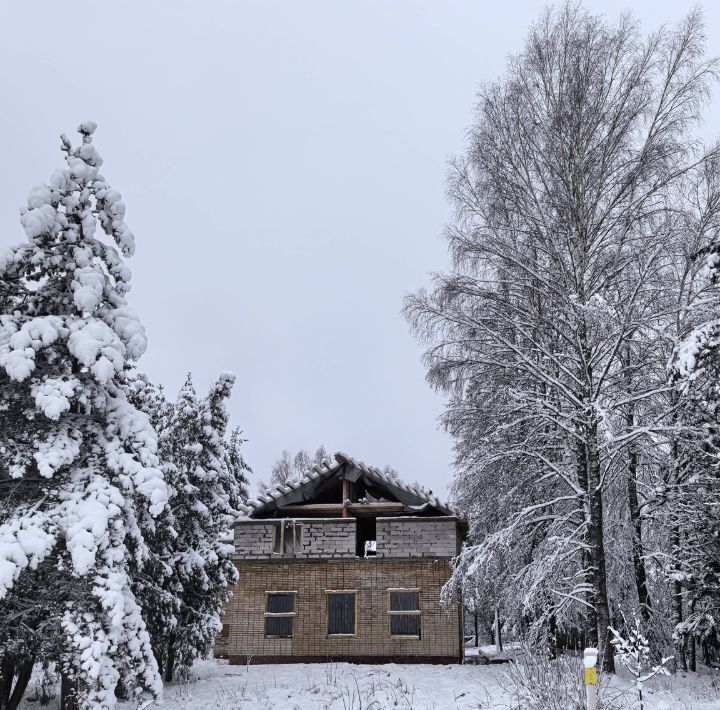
[216,452,466,664]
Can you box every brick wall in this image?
[375,517,460,559]
[298,519,355,558]
[234,517,461,560]
[221,558,462,663]
[234,519,356,560]
[234,521,276,558]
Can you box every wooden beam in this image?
[277,502,406,515]
[278,504,343,513]
[341,479,349,518]
[347,502,405,513]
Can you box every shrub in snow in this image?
[0,123,168,708]
[502,646,626,710]
[610,620,672,710]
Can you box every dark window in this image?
[355,517,377,557]
[388,590,420,637]
[390,591,419,611]
[218,624,230,639]
[265,616,293,637]
[327,592,356,635]
[266,593,295,614]
[264,592,296,637]
[391,615,420,636]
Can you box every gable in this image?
[245,452,459,519]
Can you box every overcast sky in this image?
[1,1,718,498]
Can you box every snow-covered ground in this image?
[139,658,720,710]
[18,656,720,709]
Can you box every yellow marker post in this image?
[583,648,598,710]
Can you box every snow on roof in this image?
[242,451,460,519]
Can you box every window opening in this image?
[355,516,376,557]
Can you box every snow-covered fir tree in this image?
[124,372,181,685]
[224,426,251,505]
[124,370,251,683]
[153,373,248,682]
[0,123,168,708]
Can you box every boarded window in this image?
[327,592,356,635]
[265,616,293,637]
[266,593,295,614]
[264,591,296,637]
[273,521,303,556]
[388,589,420,638]
[390,614,420,636]
[390,591,419,611]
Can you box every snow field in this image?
[92,658,720,710]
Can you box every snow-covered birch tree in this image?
[407,5,719,671]
[268,445,331,487]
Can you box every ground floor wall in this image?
[216,557,463,664]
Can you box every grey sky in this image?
[1,1,718,498]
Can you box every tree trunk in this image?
[473,609,479,648]
[627,468,651,621]
[576,438,598,645]
[689,600,697,672]
[494,602,503,653]
[689,634,697,672]
[0,657,15,709]
[587,422,615,673]
[666,422,688,674]
[152,643,164,679]
[60,674,78,710]
[6,659,33,710]
[670,525,687,673]
[672,579,687,672]
[624,388,652,622]
[164,636,176,684]
[548,612,557,660]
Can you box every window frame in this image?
[272,520,304,557]
[263,590,298,638]
[325,589,358,637]
[387,588,421,639]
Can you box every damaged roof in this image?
[243,451,461,519]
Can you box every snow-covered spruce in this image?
[131,373,250,682]
[0,123,167,708]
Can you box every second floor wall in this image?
[233,516,461,561]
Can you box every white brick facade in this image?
[376,517,459,558]
[234,517,460,560]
